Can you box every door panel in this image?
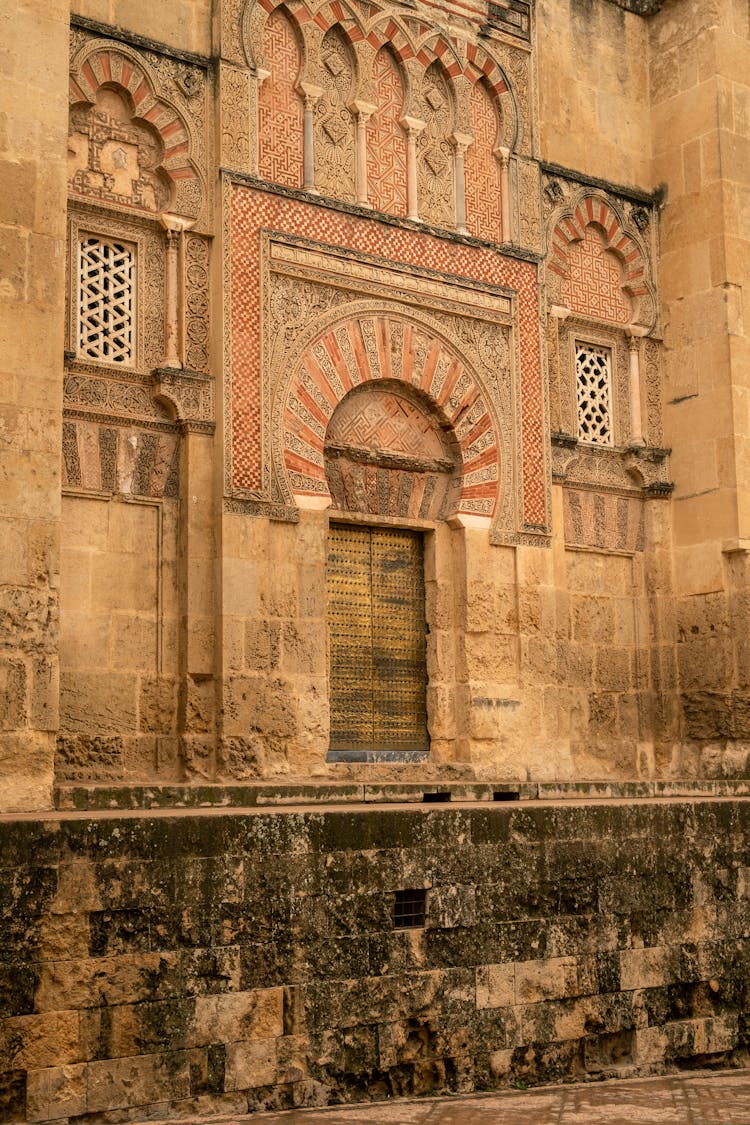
[327,524,428,754]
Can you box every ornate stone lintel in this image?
[151,365,213,428]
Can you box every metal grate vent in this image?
[393,888,427,929]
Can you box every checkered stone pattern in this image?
[258,8,304,188]
[229,185,546,529]
[465,81,502,244]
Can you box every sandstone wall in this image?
[2,798,749,1120]
[652,0,750,767]
[0,1,70,811]
[536,0,652,186]
[70,0,212,56]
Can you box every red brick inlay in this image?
[465,80,502,244]
[230,187,545,527]
[258,8,304,188]
[368,49,408,217]
[548,194,649,321]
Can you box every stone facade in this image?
[3,795,750,1120]
[1,0,749,794]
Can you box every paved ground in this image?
[243,1071,750,1123]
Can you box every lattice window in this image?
[77,236,135,364]
[576,342,613,445]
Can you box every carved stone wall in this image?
[227,198,550,542]
[68,34,210,228]
[418,63,455,229]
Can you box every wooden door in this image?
[327,524,428,754]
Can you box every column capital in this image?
[452,130,473,154]
[297,81,323,108]
[400,115,426,136]
[159,213,196,235]
[494,145,511,169]
[351,99,377,121]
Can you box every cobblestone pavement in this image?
[242,1071,750,1123]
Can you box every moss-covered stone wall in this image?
[2,798,749,1120]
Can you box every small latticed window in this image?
[78,236,135,365]
[576,342,613,446]
[393,888,427,929]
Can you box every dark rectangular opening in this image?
[493,790,520,802]
[422,791,451,803]
[393,888,427,929]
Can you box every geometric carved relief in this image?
[549,193,653,330]
[576,342,613,446]
[315,27,356,201]
[368,48,407,217]
[465,80,502,243]
[258,7,304,188]
[418,62,455,228]
[69,88,171,213]
[67,207,166,375]
[563,488,645,553]
[184,234,211,374]
[325,384,459,520]
[230,189,548,539]
[566,227,632,325]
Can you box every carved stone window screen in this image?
[576,341,613,446]
[68,208,165,376]
[77,236,135,365]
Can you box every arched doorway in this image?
[324,382,460,758]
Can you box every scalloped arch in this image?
[280,312,501,519]
[69,42,203,215]
[548,191,655,330]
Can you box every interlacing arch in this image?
[548,191,655,330]
[244,0,516,145]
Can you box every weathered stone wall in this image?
[2,798,749,1121]
[0,0,70,812]
[57,495,181,784]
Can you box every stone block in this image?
[476,963,515,1010]
[85,1052,191,1113]
[194,989,284,1045]
[60,670,137,734]
[26,1064,86,1123]
[0,1011,80,1069]
[620,946,672,991]
[224,1039,278,1091]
